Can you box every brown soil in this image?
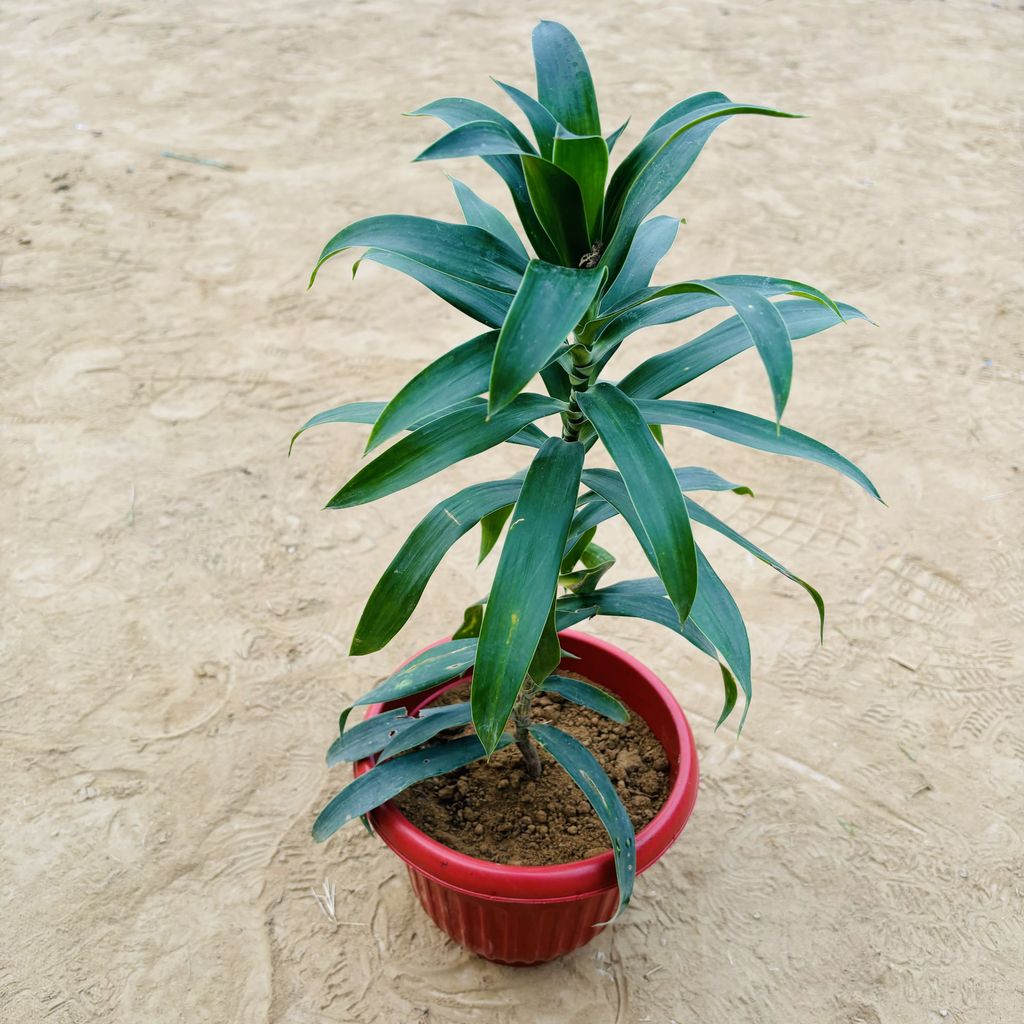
[393,684,670,866]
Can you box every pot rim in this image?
[353,628,699,903]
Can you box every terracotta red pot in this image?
[354,629,699,965]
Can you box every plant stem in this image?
[513,686,543,780]
[561,336,597,442]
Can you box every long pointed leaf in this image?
[671,467,752,495]
[478,505,514,563]
[555,577,738,685]
[327,708,413,765]
[409,99,560,263]
[289,401,384,455]
[605,118,629,154]
[599,215,680,313]
[351,639,478,706]
[566,466,749,552]
[521,155,592,264]
[415,119,533,162]
[378,702,474,760]
[326,394,563,509]
[367,332,497,451]
[691,548,752,716]
[352,248,513,328]
[448,176,528,260]
[606,91,729,222]
[576,383,697,623]
[705,283,792,422]
[552,128,609,240]
[600,102,801,281]
[351,477,525,655]
[492,79,558,159]
[490,261,605,413]
[687,498,825,640]
[313,734,511,842]
[527,600,562,687]
[311,214,526,292]
[528,723,634,919]
[473,437,585,753]
[532,21,601,137]
[540,676,628,723]
[619,299,868,400]
[409,97,534,153]
[559,540,615,594]
[635,399,882,500]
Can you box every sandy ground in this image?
[3,1,1022,1021]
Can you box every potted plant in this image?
[294,20,880,965]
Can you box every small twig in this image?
[643,964,663,980]
[309,878,337,922]
[161,149,236,171]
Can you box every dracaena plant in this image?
[298,20,880,917]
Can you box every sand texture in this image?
[2,1,1022,1021]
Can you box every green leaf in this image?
[453,599,486,639]
[448,176,528,260]
[575,383,697,624]
[290,401,384,455]
[409,97,535,153]
[415,119,534,162]
[313,734,511,842]
[540,359,573,402]
[366,332,497,451]
[560,525,596,574]
[528,723,635,920]
[599,215,680,313]
[490,261,605,413]
[605,118,629,154]
[478,505,514,563]
[409,98,561,263]
[472,437,585,753]
[634,399,882,500]
[351,477,525,655]
[558,540,615,594]
[492,79,558,159]
[601,278,840,422]
[540,675,628,724]
[551,128,609,240]
[672,466,752,496]
[606,91,728,220]
[351,639,478,705]
[521,155,592,264]
[566,467,747,551]
[352,249,513,328]
[710,274,843,321]
[716,666,739,729]
[378,702,474,760]
[705,283,793,422]
[601,101,801,280]
[555,577,736,686]
[508,421,549,449]
[326,394,563,510]
[687,498,825,640]
[619,298,868,400]
[326,708,413,765]
[527,600,562,687]
[310,214,526,293]
[532,21,601,137]
[690,547,752,718]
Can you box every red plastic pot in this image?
[354,629,699,965]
